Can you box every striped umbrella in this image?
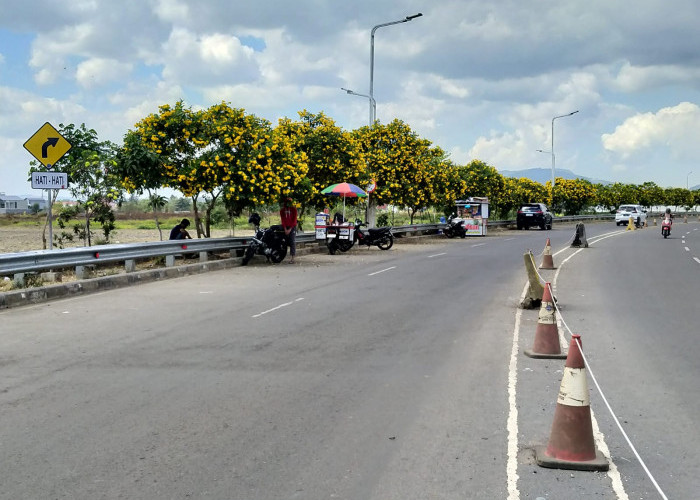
[320,183,368,218]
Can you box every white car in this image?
[615,204,647,226]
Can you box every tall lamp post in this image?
[550,110,579,188]
[687,171,693,190]
[340,88,375,126]
[369,13,422,124]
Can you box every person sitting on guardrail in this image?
[169,218,192,240]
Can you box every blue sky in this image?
[2,0,700,197]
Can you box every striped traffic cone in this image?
[535,335,609,471]
[539,238,556,269]
[524,283,566,359]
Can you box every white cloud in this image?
[602,102,700,158]
[76,58,133,88]
[153,0,190,24]
[614,62,700,92]
[161,28,259,85]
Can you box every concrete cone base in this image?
[534,445,609,471]
[523,349,567,359]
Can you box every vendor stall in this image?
[455,197,489,236]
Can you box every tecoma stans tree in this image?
[353,119,445,223]
[274,110,365,217]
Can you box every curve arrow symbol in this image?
[42,137,59,158]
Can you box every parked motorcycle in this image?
[327,220,393,254]
[443,214,466,238]
[661,217,672,238]
[241,213,288,265]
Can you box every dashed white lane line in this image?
[252,297,304,318]
[694,257,700,265]
[428,252,447,258]
[368,266,396,276]
[685,247,690,252]
[471,242,487,248]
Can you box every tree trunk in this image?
[191,195,203,238]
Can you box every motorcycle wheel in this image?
[445,229,455,238]
[459,230,466,239]
[269,244,288,263]
[338,240,354,252]
[328,240,338,255]
[241,245,255,266]
[377,234,394,250]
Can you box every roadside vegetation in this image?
[20,102,700,249]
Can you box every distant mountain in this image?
[498,168,611,185]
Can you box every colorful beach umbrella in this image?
[320,183,368,218]
[320,183,368,198]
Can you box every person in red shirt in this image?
[280,198,298,264]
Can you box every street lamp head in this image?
[405,13,423,21]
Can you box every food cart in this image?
[315,212,355,248]
[455,197,489,236]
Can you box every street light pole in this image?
[369,13,422,125]
[551,110,579,188]
[340,88,375,127]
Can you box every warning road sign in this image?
[23,122,72,169]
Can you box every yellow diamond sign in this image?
[23,122,72,169]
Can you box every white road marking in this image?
[428,252,447,258]
[685,247,690,252]
[471,242,487,248]
[694,257,700,265]
[506,282,528,499]
[368,266,396,276]
[252,297,304,318]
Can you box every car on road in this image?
[615,204,647,226]
[516,203,553,230]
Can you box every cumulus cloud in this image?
[602,102,700,158]
[76,58,133,88]
[161,28,259,86]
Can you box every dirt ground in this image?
[0,226,252,254]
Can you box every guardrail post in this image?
[13,273,25,287]
[166,255,175,267]
[199,251,208,262]
[75,265,93,279]
[125,259,136,273]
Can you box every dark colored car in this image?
[517,203,553,230]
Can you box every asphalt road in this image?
[0,221,697,499]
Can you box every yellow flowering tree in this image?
[275,111,365,218]
[353,119,446,223]
[455,160,511,218]
[219,109,310,223]
[549,177,597,215]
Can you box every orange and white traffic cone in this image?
[535,334,609,471]
[524,283,566,359]
[539,238,556,269]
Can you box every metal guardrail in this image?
[0,215,615,278]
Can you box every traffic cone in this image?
[626,216,635,230]
[524,283,566,359]
[539,238,556,269]
[535,335,609,471]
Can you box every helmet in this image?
[665,208,671,214]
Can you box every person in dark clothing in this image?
[169,218,192,240]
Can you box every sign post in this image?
[23,122,72,250]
